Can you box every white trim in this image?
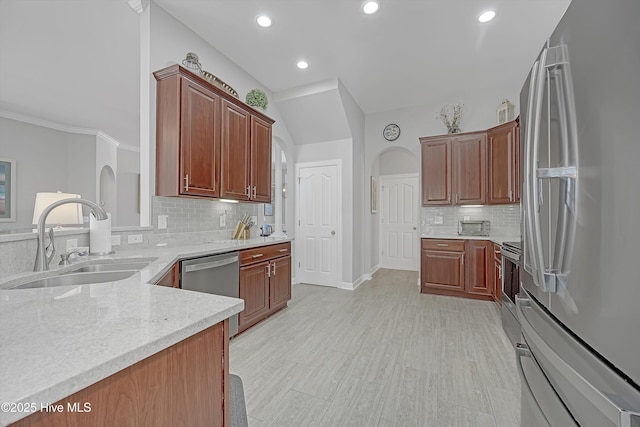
[338,273,369,291]
[370,264,380,276]
[0,109,137,151]
[125,0,149,15]
[295,159,342,288]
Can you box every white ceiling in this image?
[0,0,571,150]
[155,0,571,115]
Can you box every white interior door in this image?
[380,174,419,271]
[296,162,340,287]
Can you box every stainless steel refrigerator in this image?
[518,0,640,425]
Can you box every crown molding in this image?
[0,109,138,152]
[125,0,149,15]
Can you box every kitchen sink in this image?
[64,262,151,273]
[11,271,137,290]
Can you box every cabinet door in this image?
[421,138,452,205]
[250,115,272,203]
[180,78,220,197]
[487,122,516,204]
[269,255,291,309]
[220,100,251,200]
[421,248,465,292]
[466,240,493,296]
[494,253,502,304]
[453,133,486,205]
[239,262,270,328]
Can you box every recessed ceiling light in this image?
[362,1,380,15]
[256,15,272,28]
[478,10,496,23]
[296,61,308,70]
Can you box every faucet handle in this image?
[58,249,88,266]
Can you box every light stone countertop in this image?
[421,231,520,245]
[0,236,292,426]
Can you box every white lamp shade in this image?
[32,192,82,226]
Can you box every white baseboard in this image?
[370,264,380,276]
[338,273,370,291]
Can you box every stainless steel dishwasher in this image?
[181,252,240,337]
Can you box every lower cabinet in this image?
[420,238,495,301]
[493,243,502,304]
[11,321,229,427]
[238,242,291,333]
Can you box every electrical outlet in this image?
[220,214,226,227]
[158,215,168,230]
[66,239,78,252]
[434,216,444,225]
[111,235,121,246]
[127,234,143,244]
[250,216,257,225]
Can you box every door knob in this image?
[331,230,336,235]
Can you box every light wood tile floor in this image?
[230,269,521,427]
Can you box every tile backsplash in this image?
[151,196,259,241]
[422,204,520,235]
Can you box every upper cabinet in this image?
[154,65,274,202]
[420,120,519,206]
[487,120,520,204]
[421,131,486,206]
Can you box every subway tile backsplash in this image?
[152,196,259,239]
[422,204,521,235]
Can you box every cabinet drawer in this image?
[421,239,465,252]
[240,242,291,266]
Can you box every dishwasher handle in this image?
[183,255,239,273]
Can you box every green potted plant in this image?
[245,89,268,110]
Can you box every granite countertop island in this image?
[0,236,291,426]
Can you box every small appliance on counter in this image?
[457,220,490,236]
[260,224,273,237]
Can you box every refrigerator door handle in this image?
[524,46,556,292]
[517,294,640,427]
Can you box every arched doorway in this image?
[371,147,420,271]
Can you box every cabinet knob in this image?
[331,230,336,235]
[412,227,417,230]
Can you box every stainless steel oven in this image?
[501,241,521,345]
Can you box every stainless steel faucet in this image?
[33,198,108,271]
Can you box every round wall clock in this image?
[383,123,400,141]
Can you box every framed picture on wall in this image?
[264,203,273,216]
[0,158,16,222]
[371,176,378,214]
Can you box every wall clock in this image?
[383,123,400,141]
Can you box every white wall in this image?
[379,150,418,175]
[362,90,521,274]
[0,117,96,230]
[117,149,141,226]
[338,82,366,285]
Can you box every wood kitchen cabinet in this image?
[238,242,291,333]
[487,120,520,204]
[421,239,466,293]
[154,64,274,202]
[219,100,273,202]
[466,240,493,297]
[420,238,495,301]
[155,262,180,288]
[11,321,230,427]
[155,67,221,198]
[493,243,502,304]
[421,132,486,206]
